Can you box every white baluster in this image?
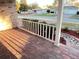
[45,25,47,38]
[52,26,55,41]
[49,26,51,39]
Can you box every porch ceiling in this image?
[0,0,14,4]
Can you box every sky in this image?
[27,0,79,8]
[16,0,79,8]
[27,0,55,8]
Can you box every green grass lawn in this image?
[33,13,79,30]
[62,22,79,29]
[70,15,79,19]
[35,13,56,16]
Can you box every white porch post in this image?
[17,18,23,28]
[54,0,64,46]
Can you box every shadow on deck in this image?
[0,42,17,59]
[0,28,79,59]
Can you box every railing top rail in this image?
[22,20,56,27]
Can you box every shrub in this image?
[31,20,39,22]
[77,32,79,34]
[17,11,20,14]
[77,30,79,34]
[47,9,50,13]
[34,10,37,13]
[51,11,54,13]
[77,11,79,15]
[40,21,47,24]
[23,19,29,20]
[63,27,69,31]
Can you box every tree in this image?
[74,2,79,15]
[19,4,28,11]
[68,0,79,6]
[53,0,58,7]
[47,5,54,9]
[74,2,79,9]
[29,3,40,9]
[16,1,20,11]
[47,0,58,9]
[70,0,75,2]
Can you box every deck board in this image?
[0,34,21,59]
[4,31,25,47]
[0,28,79,59]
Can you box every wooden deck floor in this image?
[0,28,79,59]
[0,42,17,59]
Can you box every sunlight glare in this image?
[27,0,54,8]
[0,23,6,31]
[0,17,12,31]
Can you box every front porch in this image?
[0,0,79,59]
[0,28,79,59]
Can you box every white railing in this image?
[18,19,79,48]
[21,20,56,42]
